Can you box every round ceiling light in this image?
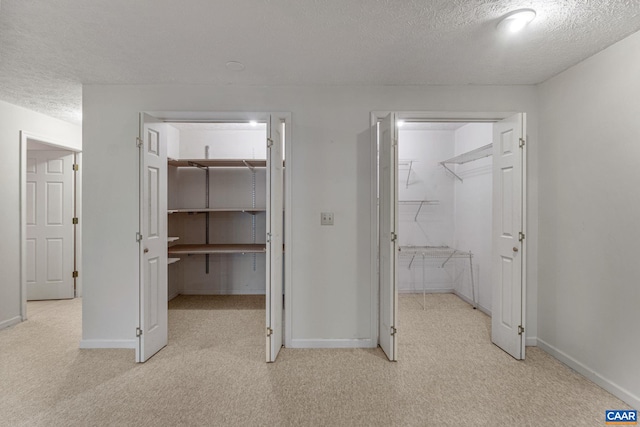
[497,9,536,33]
[225,61,245,71]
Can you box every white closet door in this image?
[26,150,75,300]
[266,115,284,362]
[138,113,168,363]
[491,113,526,360]
[378,113,398,361]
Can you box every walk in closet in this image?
[166,122,270,298]
[397,122,494,314]
[137,112,286,363]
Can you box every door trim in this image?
[19,131,82,319]
[369,111,527,357]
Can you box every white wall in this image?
[82,84,538,348]
[0,100,81,330]
[538,30,640,408]
[177,128,267,160]
[453,123,493,312]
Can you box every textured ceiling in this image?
[1,0,639,125]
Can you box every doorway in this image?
[372,112,527,361]
[20,132,82,319]
[137,112,290,363]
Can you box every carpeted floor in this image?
[0,294,630,426]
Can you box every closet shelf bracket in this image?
[398,159,416,189]
[242,160,256,171]
[441,164,463,183]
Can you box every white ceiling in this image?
[1,0,639,125]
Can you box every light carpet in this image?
[0,294,630,426]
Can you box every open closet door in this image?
[378,113,398,361]
[266,115,284,362]
[137,113,168,363]
[491,113,526,360]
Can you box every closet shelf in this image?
[398,200,440,221]
[168,208,265,214]
[168,244,266,255]
[168,257,180,265]
[168,159,267,169]
[168,236,180,243]
[439,143,492,182]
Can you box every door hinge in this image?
[518,325,525,335]
[519,137,525,148]
[267,138,273,147]
[391,232,398,242]
[136,137,143,148]
[72,217,79,225]
[136,232,143,242]
[72,163,79,171]
[266,232,271,243]
[391,326,398,336]
[72,270,79,278]
[519,232,525,242]
[136,327,143,337]
[266,327,273,337]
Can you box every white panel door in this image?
[26,150,75,300]
[138,113,168,363]
[378,113,398,361]
[266,115,284,362]
[491,113,526,360]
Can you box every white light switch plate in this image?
[321,212,334,226]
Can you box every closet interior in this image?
[166,122,270,299]
[397,122,493,314]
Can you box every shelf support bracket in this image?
[408,254,416,270]
[414,201,425,222]
[242,160,256,171]
[188,161,207,170]
[406,160,413,189]
[440,163,463,183]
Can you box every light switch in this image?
[321,212,334,226]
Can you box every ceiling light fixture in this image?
[225,61,245,71]
[397,120,405,127]
[497,9,536,33]
[249,121,257,127]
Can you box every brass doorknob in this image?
[513,247,519,252]
[144,248,149,253]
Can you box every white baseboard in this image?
[290,338,375,349]
[476,303,492,316]
[179,289,266,295]
[79,339,137,349]
[0,316,22,331]
[525,337,537,347]
[537,338,639,409]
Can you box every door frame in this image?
[19,131,82,319]
[140,111,292,350]
[370,111,528,358]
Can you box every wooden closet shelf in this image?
[168,244,267,255]
[168,159,267,168]
[168,208,265,214]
